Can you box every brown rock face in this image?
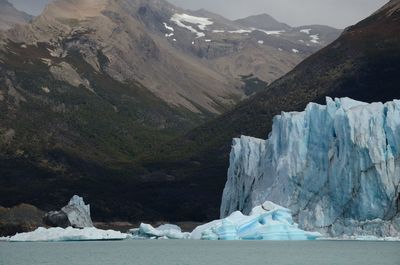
[0,204,44,237]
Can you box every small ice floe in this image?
[258,40,264,44]
[212,30,225,33]
[129,223,190,240]
[9,227,128,242]
[292,49,299,53]
[205,39,212,43]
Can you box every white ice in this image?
[9,227,127,242]
[129,223,190,240]
[192,201,321,240]
[170,13,213,38]
[300,29,311,34]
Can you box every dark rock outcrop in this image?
[0,204,44,237]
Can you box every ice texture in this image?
[62,195,93,228]
[192,201,321,240]
[9,227,127,242]
[44,195,93,228]
[221,97,400,238]
[129,223,191,239]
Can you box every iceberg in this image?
[129,223,190,240]
[44,195,93,228]
[9,227,127,242]
[221,97,400,238]
[192,201,321,240]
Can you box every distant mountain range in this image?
[0,0,32,30]
[0,0,342,221]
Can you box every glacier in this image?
[221,97,400,238]
[8,227,127,242]
[191,201,321,240]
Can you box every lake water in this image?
[0,240,399,265]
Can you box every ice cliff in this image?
[221,98,400,238]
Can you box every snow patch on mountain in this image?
[171,13,213,38]
[300,28,312,34]
[310,34,320,43]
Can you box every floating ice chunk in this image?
[0,236,10,241]
[193,201,321,240]
[9,227,127,242]
[44,195,93,228]
[205,39,211,42]
[62,195,93,228]
[130,223,190,240]
[258,40,264,44]
[292,49,299,53]
[212,30,225,33]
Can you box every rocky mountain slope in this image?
[132,0,400,221]
[0,0,32,31]
[0,0,339,221]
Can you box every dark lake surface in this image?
[0,240,399,265]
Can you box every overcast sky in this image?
[9,0,388,28]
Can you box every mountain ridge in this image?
[0,0,32,31]
[0,0,341,222]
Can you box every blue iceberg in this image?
[191,201,321,240]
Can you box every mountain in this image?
[0,0,32,31]
[235,13,291,31]
[0,0,339,221]
[221,98,400,238]
[131,0,400,221]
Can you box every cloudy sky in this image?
[9,0,388,28]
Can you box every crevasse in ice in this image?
[221,97,400,238]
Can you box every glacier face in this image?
[221,97,400,237]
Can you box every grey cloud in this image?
[168,0,388,28]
